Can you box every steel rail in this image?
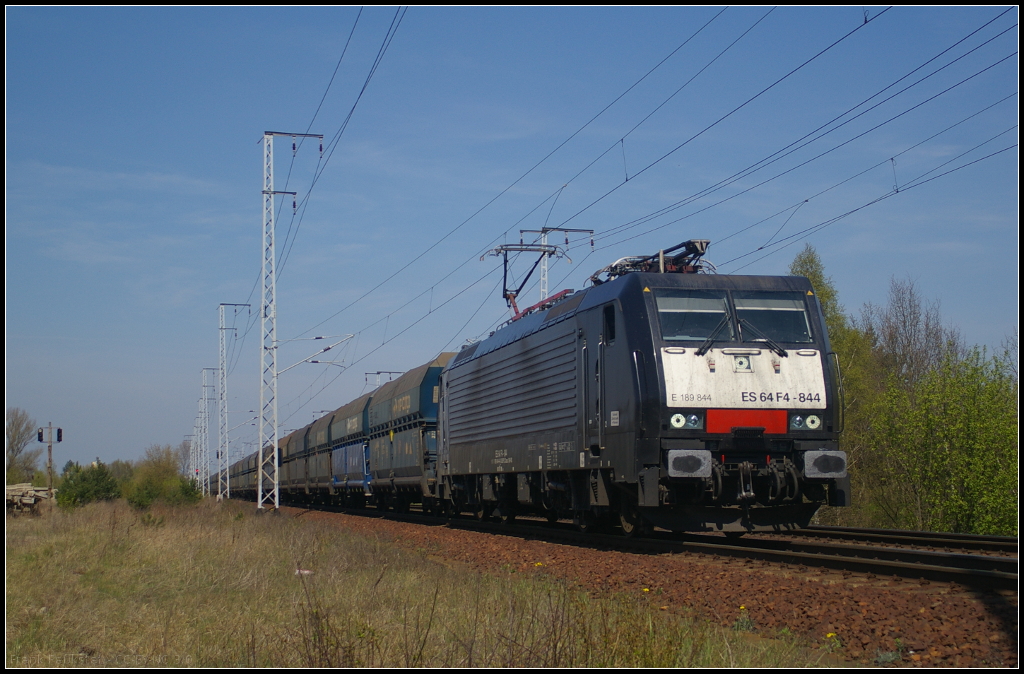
[793,525,1018,553]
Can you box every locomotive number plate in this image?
[662,348,826,409]
[740,391,822,403]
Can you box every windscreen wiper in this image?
[738,318,788,357]
[696,314,731,356]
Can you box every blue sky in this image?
[6,7,1018,467]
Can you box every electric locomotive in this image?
[437,239,849,534]
[230,239,849,535]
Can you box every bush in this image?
[125,474,201,509]
[123,444,201,509]
[56,461,120,509]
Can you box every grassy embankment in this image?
[7,500,824,667]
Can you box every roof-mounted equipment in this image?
[589,239,715,285]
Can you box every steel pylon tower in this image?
[201,368,217,496]
[191,399,202,488]
[219,303,249,499]
[258,131,321,510]
[219,305,228,499]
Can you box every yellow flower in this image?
[642,588,650,592]
[739,605,746,610]
[826,632,836,639]
[534,562,543,567]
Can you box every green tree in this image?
[868,347,1017,534]
[122,444,201,509]
[788,248,1018,533]
[789,245,876,526]
[56,461,120,509]
[107,459,135,486]
[788,244,846,338]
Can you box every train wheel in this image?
[474,504,492,522]
[498,506,516,526]
[574,511,596,534]
[619,505,646,538]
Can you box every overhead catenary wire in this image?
[224,7,390,374]
[236,8,1015,443]
[550,7,895,230]
[294,7,731,340]
[276,264,503,428]
[277,7,364,260]
[721,142,1018,272]
[278,6,407,280]
[590,13,1018,247]
[598,94,1018,263]
[275,100,1019,430]
[590,43,1019,254]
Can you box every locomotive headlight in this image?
[670,413,703,429]
[790,414,822,431]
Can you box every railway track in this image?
[792,524,1018,554]
[291,503,1017,591]
[672,531,1018,589]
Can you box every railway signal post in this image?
[37,422,63,498]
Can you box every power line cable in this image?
[282,5,772,360]
[592,13,1018,245]
[277,264,501,426]
[598,89,1016,261]
[592,51,1018,252]
[277,8,364,259]
[722,143,1017,271]
[551,7,894,229]
[260,8,1016,426]
[294,8,730,339]
[226,7,393,375]
[489,7,777,258]
[278,6,407,280]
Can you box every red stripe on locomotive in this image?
[706,409,787,434]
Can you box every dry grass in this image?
[7,500,826,667]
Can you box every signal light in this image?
[57,428,63,442]
[38,429,43,442]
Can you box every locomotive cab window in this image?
[733,291,813,343]
[655,290,734,342]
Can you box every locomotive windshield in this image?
[655,290,735,341]
[733,291,813,343]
